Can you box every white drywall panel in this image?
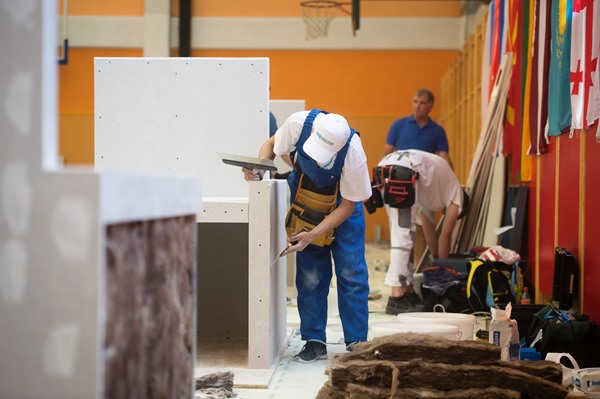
[268,100,304,290]
[248,180,288,369]
[196,198,249,223]
[0,3,202,398]
[94,57,270,198]
[269,100,306,125]
[269,99,306,175]
[1,3,100,396]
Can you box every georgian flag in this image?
[570,0,600,130]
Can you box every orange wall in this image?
[172,0,461,17]
[58,48,457,241]
[64,0,461,18]
[58,48,142,165]
[59,0,143,15]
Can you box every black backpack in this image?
[466,259,519,312]
[525,305,600,368]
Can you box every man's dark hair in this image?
[415,88,434,105]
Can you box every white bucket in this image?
[370,322,461,341]
[395,312,477,341]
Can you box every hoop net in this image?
[300,1,340,40]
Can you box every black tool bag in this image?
[525,304,600,368]
[552,247,578,310]
[363,180,384,214]
[372,165,417,209]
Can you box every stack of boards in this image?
[453,53,514,254]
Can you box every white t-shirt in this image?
[273,111,371,202]
[378,149,463,214]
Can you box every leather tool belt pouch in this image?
[285,174,337,246]
[374,165,417,209]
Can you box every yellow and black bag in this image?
[466,259,518,312]
[285,174,337,247]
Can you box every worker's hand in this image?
[284,230,312,254]
[242,167,264,181]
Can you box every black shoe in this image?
[405,292,425,306]
[385,295,425,315]
[345,341,361,352]
[293,340,327,363]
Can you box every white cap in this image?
[302,113,351,164]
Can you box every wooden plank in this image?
[454,53,513,253]
[482,155,506,246]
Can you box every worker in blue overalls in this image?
[243,109,371,363]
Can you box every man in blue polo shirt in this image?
[378,88,453,314]
[380,89,453,168]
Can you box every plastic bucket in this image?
[395,312,477,341]
[370,322,461,341]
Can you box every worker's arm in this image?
[242,136,276,181]
[284,197,355,254]
[258,135,276,160]
[281,153,294,168]
[437,203,460,259]
[421,211,439,259]
[437,151,454,170]
[380,144,396,161]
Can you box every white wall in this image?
[0,3,202,397]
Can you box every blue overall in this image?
[288,109,369,345]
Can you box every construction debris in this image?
[194,371,236,399]
[317,333,567,399]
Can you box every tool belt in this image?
[363,182,384,214]
[371,165,418,209]
[285,174,337,247]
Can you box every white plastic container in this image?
[573,368,600,398]
[395,312,477,341]
[370,322,461,341]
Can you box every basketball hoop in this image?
[300,1,350,40]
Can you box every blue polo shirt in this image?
[386,115,449,153]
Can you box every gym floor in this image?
[197,242,585,399]
[231,241,395,398]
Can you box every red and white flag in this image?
[570,0,600,130]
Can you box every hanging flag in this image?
[490,0,505,93]
[529,0,551,155]
[570,0,600,130]
[548,0,573,136]
[484,0,508,115]
[520,0,535,182]
[502,0,510,54]
[504,0,523,181]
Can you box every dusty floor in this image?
[195,241,584,399]
[197,241,397,398]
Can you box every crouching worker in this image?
[365,149,467,315]
[242,109,371,363]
